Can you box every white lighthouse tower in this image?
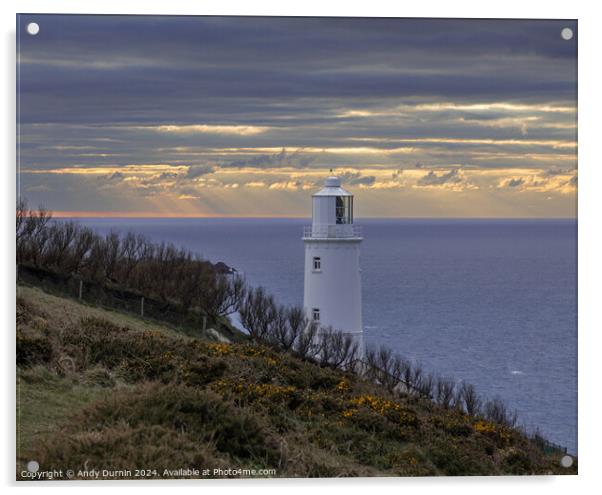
[303,175,363,352]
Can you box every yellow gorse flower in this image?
[350,395,402,415]
[335,379,350,392]
[205,342,233,356]
[212,378,296,401]
[346,395,419,426]
[203,343,282,364]
[473,420,497,434]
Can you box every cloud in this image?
[542,167,576,177]
[186,165,215,178]
[268,180,305,190]
[417,169,463,186]
[150,125,268,136]
[106,171,124,181]
[24,184,51,192]
[497,172,577,194]
[502,178,526,188]
[349,175,376,186]
[223,148,315,169]
[159,172,179,179]
[22,164,189,176]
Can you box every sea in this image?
[73,217,578,454]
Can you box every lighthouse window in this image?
[313,257,321,271]
[335,196,353,224]
[312,308,320,322]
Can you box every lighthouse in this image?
[303,175,363,353]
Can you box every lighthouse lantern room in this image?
[303,175,363,352]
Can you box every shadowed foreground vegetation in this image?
[17,286,576,479]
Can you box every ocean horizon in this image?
[65,216,578,454]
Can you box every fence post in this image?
[140,296,145,317]
[78,279,83,301]
[202,315,207,332]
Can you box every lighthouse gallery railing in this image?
[303,225,362,239]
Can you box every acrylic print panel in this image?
[16,15,577,480]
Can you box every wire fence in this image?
[16,264,244,341]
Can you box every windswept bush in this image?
[365,346,400,391]
[483,397,518,428]
[435,377,457,409]
[316,327,360,370]
[293,320,319,360]
[274,307,306,351]
[457,382,482,416]
[238,286,278,342]
[16,200,245,319]
[237,286,360,370]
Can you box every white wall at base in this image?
[303,238,363,352]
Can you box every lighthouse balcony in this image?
[303,224,362,239]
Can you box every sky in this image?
[17,15,577,218]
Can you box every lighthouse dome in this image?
[313,175,353,197]
[324,176,340,187]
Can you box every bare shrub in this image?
[416,372,435,398]
[199,273,246,319]
[363,345,399,391]
[284,306,306,351]
[16,201,53,266]
[316,328,359,370]
[269,305,306,351]
[435,377,456,409]
[238,286,277,342]
[16,202,247,319]
[457,382,482,416]
[484,397,518,427]
[294,321,319,360]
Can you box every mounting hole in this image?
[560,27,573,41]
[560,455,573,468]
[26,22,40,36]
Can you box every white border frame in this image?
[3,1,601,493]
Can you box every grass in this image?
[17,367,110,457]
[17,285,193,340]
[16,284,577,479]
[16,281,248,343]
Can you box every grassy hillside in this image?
[16,285,575,479]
